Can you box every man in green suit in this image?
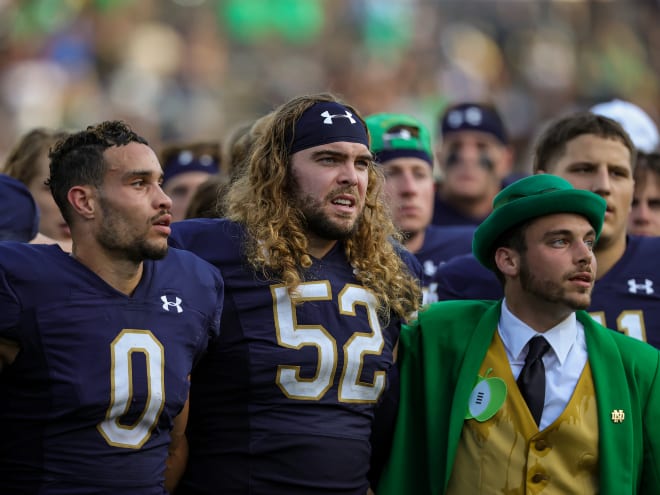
[378,174,660,494]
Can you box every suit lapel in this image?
[579,311,633,494]
[444,301,501,487]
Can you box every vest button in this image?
[531,473,548,483]
[535,439,548,451]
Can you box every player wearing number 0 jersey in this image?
[0,120,224,494]
[170,94,422,494]
[0,243,222,494]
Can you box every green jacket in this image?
[378,300,660,495]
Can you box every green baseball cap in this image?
[366,113,433,166]
[473,174,607,270]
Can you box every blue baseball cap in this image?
[440,102,508,145]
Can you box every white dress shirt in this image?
[498,298,589,430]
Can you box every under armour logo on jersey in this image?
[161,295,183,313]
[423,260,438,276]
[321,110,356,125]
[627,278,654,295]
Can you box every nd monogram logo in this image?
[611,409,625,423]
[320,110,356,125]
[161,295,183,313]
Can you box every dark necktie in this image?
[517,335,551,426]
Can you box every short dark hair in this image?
[48,120,148,224]
[491,219,531,285]
[635,151,660,176]
[533,112,637,173]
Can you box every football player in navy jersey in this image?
[432,102,516,227]
[169,93,422,495]
[434,111,660,349]
[365,113,474,304]
[0,121,223,495]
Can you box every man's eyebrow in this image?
[122,169,164,182]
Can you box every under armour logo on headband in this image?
[321,110,357,125]
[288,101,369,154]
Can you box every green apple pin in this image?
[465,368,507,422]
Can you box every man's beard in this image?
[97,196,168,262]
[290,180,362,241]
[519,256,591,310]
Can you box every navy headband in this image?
[163,150,219,185]
[288,101,369,154]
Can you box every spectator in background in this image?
[366,112,473,304]
[629,152,660,236]
[0,173,39,242]
[160,141,222,222]
[222,112,276,183]
[3,128,72,251]
[432,102,515,227]
[184,174,230,219]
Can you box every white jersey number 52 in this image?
[272,282,386,403]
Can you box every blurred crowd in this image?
[1,0,660,174]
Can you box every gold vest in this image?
[446,331,599,494]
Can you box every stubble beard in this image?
[291,181,362,241]
[97,196,168,262]
[519,257,591,311]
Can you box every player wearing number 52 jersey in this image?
[0,121,223,495]
[170,94,422,495]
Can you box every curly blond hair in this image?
[225,93,421,321]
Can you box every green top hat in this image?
[473,174,607,270]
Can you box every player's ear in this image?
[494,246,519,277]
[67,185,96,219]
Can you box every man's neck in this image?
[504,291,574,333]
[71,245,144,296]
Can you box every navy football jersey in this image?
[414,225,474,304]
[169,218,421,495]
[433,236,660,349]
[0,243,223,495]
